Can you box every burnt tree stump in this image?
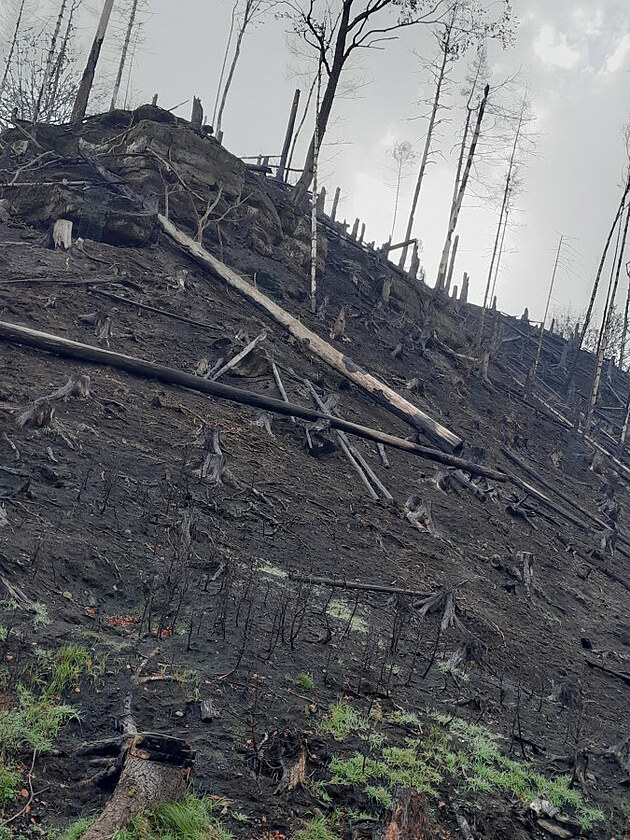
[81,733,195,840]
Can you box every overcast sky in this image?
[107,0,630,323]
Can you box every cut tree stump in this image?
[374,787,436,839]
[81,733,194,840]
[52,219,73,250]
[157,214,463,453]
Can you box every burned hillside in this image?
[0,108,629,840]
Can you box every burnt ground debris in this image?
[0,108,628,839]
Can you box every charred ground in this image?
[0,108,628,840]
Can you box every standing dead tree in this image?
[434,80,490,288]
[399,0,512,269]
[110,0,144,110]
[33,0,69,122]
[586,200,630,432]
[476,91,528,350]
[566,130,630,394]
[0,0,83,123]
[71,0,115,123]
[387,139,415,241]
[0,0,27,103]
[214,0,281,139]
[285,0,464,211]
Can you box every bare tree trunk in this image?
[399,30,451,269]
[586,202,630,431]
[110,0,139,110]
[276,88,300,181]
[0,0,27,102]
[390,155,404,240]
[215,0,256,138]
[291,3,352,209]
[488,204,509,305]
[71,0,115,124]
[435,83,490,288]
[157,215,464,452]
[619,266,630,370]
[212,0,238,128]
[310,65,322,314]
[566,172,630,392]
[47,0,80,116]
[527,235,564,392]
[286,73,317,177]
[476,94,526,351]
[33,0,69,122]
[436,49,482,285]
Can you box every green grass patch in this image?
[318,699,369,740]
[0,644,97,818]
[318,706,604,831]
[110,795,232,840]
[294,816,342,840]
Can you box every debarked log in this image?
[81,733,195,840]
[157,214,463,453]
[0,320,504,481]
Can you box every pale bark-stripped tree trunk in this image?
[476,94,526,352]
[110,0,139,110]
[488,203,508,305]
[71,0,115,123]
[0,0,27,102]
[436,48,484,287]
[215,0,274,138]
[435,83,490,288]
[566,172,630,393]
[157,214,463,452]
[586,201,630,432]
[527,234,564,393]
[310,63,322,314]
[33,0,69,122]
[212,0,238,127]
[399,17,453,270]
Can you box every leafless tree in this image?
[214,0,281,138]
[0,0,28,103]
[284,0,468,210]
[110,0,148,110]
[388,139,415,240]
[399,0,513,267]
[0,0,83,123]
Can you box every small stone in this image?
[174,710,184,718]
[62,590,73,600]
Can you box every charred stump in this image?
[81,733,194,840]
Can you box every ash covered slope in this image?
[0,108,628,840]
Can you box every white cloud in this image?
[533,24,582,70]
[601,33,630,75]
[572,7,604,37]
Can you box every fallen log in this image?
[287,572,431,599]
[584,657,630,686]
[502,446,630,553]
[90,287,223,333]
[0,321,503,481]
[157,214,463,453]
[80,733,194,840]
